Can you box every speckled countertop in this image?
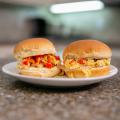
[0,56,120,120]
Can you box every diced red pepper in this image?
[78,58,86,64]
[22,60,29,65]
[47,57,52,63]
[69,60,75,64]
[56,56,60,60]
[44,63,53,68]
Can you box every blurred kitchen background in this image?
[0,0,120,60]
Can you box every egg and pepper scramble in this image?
[64,58,110,69]
[63,57,111,77]
[18,54,60,69]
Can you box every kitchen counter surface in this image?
[0,47,120,120]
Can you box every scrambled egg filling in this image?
[64,58,110,77]
[64,58,110,69]
[18,54,60,69]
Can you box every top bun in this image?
[63,40,112,60]
[14,38,56,60]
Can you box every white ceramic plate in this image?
[2,62,118,87]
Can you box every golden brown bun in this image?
[14,38,56,60]
[19,66,60,77]
[64,66,110,78]
[63,40,112,60]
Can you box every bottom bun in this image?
[19,66,60,77]
[64,66,110,78]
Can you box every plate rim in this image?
[2,61,118,82]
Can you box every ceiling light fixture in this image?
[50,0,104,14]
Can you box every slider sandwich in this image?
[62,40,112,78]
[13,38,61,77]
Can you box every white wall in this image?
[0,7,120,45]
[49,8,120,43]
[0,9,29,42]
